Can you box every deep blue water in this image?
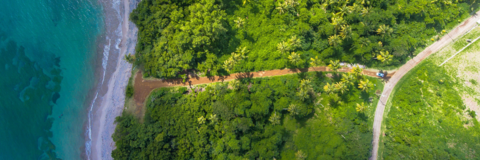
[0,0,104,159]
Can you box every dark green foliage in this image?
[382,61,480,159]
[131,0,479,78]
[125,85,134,98]
[125,77,134,98]
[470,79,478,85]
[112,72,383,159]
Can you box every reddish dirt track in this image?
[134,66,394,107]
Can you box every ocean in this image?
[0,0,104,159]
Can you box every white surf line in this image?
[439,35,480,66]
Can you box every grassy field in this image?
[379,27,480,159]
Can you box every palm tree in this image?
[223,58,235,72]
[208,114,218,124]
[276,2,287,14]
[358,79,374,92]
[295,150,307,160]
[340,25,352,40]
[361,7,370,17]
[349,3,362,13]
[351,65,363,78]
[310,56,322,67]
[377,50,393,64]
[229,79,241,91]
[323,83,335,94]
[285,0,299,7]
[198,116,206,124]
[289,35,302,49]
[356,102,367,113]
[331,15,346,32]
[234,17,245,28]
[300,79,311,90]
[358,37,371,48]
[377,24,393,38]
[341,73,355,86]
[269,112,281,125]
[288,104,299,116]
[328,35,342,47]
[277,41,290,53]
[334,82,349,94]
[288,52,301,66]
[235,46,249,59]
[337,5,351,17]
[328,60,341,72]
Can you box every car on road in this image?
[376,72,385,78]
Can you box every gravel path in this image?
[370,11,480,160]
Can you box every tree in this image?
[223,47,248,72]
[324,83,335,94]
[276,2,287,14]
[296,150,307,160]
[269,112,281,125]
[289,35,302,49]
[328,60,341,72]
[223,58,236,72]
[351,65,363,78]
[288,52,302,66]
[341,73,355,86]
[358,37,371,48]
[358,79,374,92]
[288,104,299,116]
[334,82,349,94]
[331,15,346,32]
[340,25,352,40]
[328,35,342,46]
[234,17,245,28]
[361,7,371,17]
[310,56,323,67]
[229,79,241,91]
[337,5,351,17]
[377,24,394,38]
[198,116,206,124]
[377,50,393,64]
[278,41,290,53]
[356,102,367,113]
[124,53,136,63]
[209,114,218,124]
[298,79,311,101]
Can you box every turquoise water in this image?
[0,0,103,159]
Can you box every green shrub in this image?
[125,85,134,98]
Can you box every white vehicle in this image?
[376,72,385,78]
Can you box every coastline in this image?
[86,0,138,159]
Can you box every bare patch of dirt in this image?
[462,96,480,121]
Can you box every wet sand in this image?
[87,0,138,159]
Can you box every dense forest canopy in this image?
[130,0,477,78]
[112,72,383,159]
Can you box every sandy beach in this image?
[87,0,138,159]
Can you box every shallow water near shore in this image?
[0,0,104,159]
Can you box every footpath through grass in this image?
[379,27,480,159]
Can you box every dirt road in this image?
[134,66,393,107]
[370,12,480,160]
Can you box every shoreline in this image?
[85,0,138,159]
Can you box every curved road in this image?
[370,12,480,160]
